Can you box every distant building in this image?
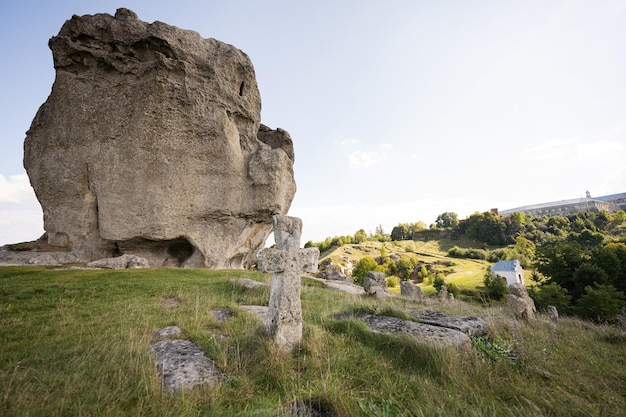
[594,192,626,212]
[499,194,621,218]
[491,260,524,286]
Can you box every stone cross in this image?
[256,215,319,351]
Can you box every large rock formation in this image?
[23,8,296,268]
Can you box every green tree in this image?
[390,224,410,241]
[394,256,417,280]
[528,282,572,313]
[483,270,508,300]
[352,256,380,285]
[353,229,367,244]
[462,212,508,245]
[573,262,609,298]
[576,284,626,323]
[435,212,459,229]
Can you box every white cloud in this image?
[347,144,393,169]
[0,173,37,204]
[336,138,359,146]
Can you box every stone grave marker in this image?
[256,215,319,351]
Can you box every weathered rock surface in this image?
[87,254,150,269]
[507,283,536,320]
[23,8,295,269]
[400,281,424,300]
[408,310,489,336]
[333,312,471,349]
[257,215,319,351]
[0,249,82,266]
[229,277,269,290]
[149,338,225,392]
[363,271,388,299]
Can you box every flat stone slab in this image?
[239,305,271,322]
[324,280,365,295]
[151,325,183,341]
[408,310,490,336]
[333,312,471,350]
[229,278,269,290]
[0,249,82,266]
[149,339,225,392]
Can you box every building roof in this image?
[491,260,520,272]
[499,197,606,214]
[594,192,626,202]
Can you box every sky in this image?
[1,0,626,246]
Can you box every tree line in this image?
[306,209,626,322]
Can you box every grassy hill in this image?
[1,266,625,416]
[319,238,492,295]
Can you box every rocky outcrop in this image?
[408,310,489,336]
[506,283,536,320]
[400,281,424,300]
[333,312,471,350]
[23,8,295,269]
[87,254,150,269]
[363,271,388,299]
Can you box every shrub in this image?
[483,270,508,300]
[576,284,626,323]
[528,282,572,313]
[352,256,380,285]
[386,276,400,288]
[448,246,488,260]
[433,275,445,292]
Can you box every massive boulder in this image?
[23,8,295,268]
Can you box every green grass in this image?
[322,240,490,296]
[1,266,625,416]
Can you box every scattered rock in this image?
[333,312,471,350]
[239,305,271,322]
[438,285,454,303]
[400,281,424,300]
[149,338,225,392]
[151,325,183,341]
[212,307,236,322]
[285,399,338,417]
[23,8,296,268]
[506,283,536,320]
[87,254,150,269]
[408,310,489,336]
[363,271,387,299]
[547,306,559,322]
[323,270,351,282]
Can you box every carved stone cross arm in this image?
[257,247,319,274]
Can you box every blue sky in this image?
[1,0,626,246]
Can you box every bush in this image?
[576,284,626,323]
[483,270,508,300]
[446,282,460,297]
[448,246,488,260]
[352,256,380,285]
[433,275,445,292]
[386,276,400,288]
[528,282,572,313]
